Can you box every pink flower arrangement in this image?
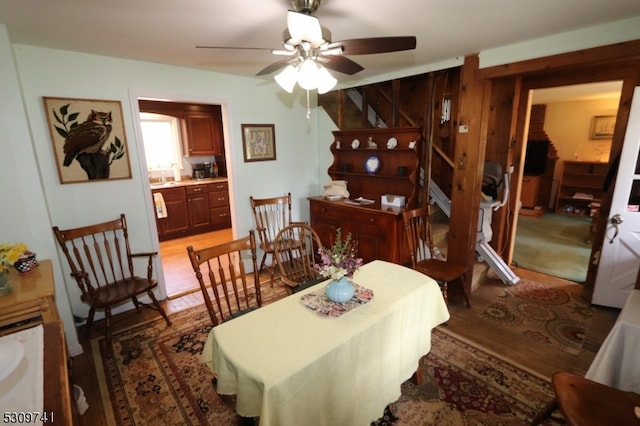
[315,228,363,281]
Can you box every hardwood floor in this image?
[160,228,234,298]
[69,241,619,425]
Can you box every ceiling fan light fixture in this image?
[274,65,299,93]
[297,58,320,90]
[316,66,337,94]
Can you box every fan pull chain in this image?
[306,89,311,122]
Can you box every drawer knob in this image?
[369,217,375,223]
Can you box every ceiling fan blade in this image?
[196,46,274,51]
[256,56,294,76]
[321,55,364,75]
[286,10,325,47]
[327,36,417,55]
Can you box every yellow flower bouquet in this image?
[0,243,29,273]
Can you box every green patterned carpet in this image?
[514,213,591,282]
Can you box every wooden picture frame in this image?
[241,124,276,162]
[590,115,616,140]
[43,96,132,184]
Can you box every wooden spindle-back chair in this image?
[274,223,325,294]
[250,193,293,286]
[186,230,262,326]
[53,213,171,350]
[402,205,470,307]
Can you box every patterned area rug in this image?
[381,328,556,425]
[480,279,594,355]
[93,300,555,425]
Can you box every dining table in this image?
[200,259,450,426]
[585,289,640,393]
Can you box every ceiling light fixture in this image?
[273,55,337,94]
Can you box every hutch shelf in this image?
[328,127,422,207]
[310,127,423,266]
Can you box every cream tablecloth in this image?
[585,289,640,392]
[200,260,450,426]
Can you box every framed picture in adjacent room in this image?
[590,115,616,140]
[43,96,132,184]
[241,124,276,162]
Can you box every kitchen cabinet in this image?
[184,110,224,156]
[555,161,607,217]
[138,100,224,156]
[309,197,409,266]
[153,186,190,240]
[209,181,231,229]
[186,184,211,230]
[152,179,230,240]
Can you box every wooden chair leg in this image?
[85,307,96,338]
[460,276,471,308]
[530,397,558,426]
[147,290,172,326]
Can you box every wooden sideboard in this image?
[0,259,59,334]
[309,196,409,266]
[0,259,76,424]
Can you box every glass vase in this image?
[325,276,355,303]
[0,271,12,296]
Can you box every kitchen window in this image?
[140,113,183,171]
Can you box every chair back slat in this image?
[53,215,132,297]
[187,230,262,326]
[250,193,292,249]
[402,205,435,267]
[274,224,324,291]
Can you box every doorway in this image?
[512,82,621,282]
[132,93,235,298]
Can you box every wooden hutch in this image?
[310,127,422,265]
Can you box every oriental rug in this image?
[93,305,555,425]
[480,279,594,355]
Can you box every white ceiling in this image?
[1,0,639,90]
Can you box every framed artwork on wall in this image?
[241,124,276,162]
[590,115,616,140]
[43,96,132,184]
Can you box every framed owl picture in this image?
[43,96,132,184]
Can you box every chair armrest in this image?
[130,251,158,258]
[129,251,157,281]
[70,271,93,297]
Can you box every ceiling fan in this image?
[196,0,416,92]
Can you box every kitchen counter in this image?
[150,176,228,190]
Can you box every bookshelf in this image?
[555,160,607,217]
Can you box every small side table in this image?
[0,259,59,335]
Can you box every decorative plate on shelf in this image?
[386,137,398,149]
[351,139,360,149]
[364,155,381,174]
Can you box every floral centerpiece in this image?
[315,229,363,303]
[0,243,29,295]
